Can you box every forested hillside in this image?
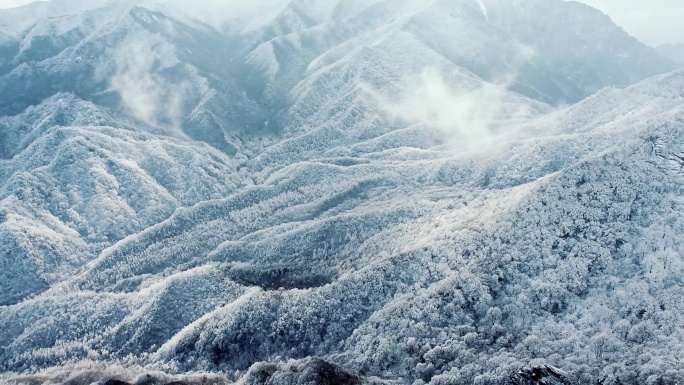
[0,1,682,384]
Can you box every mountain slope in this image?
[2,70,683,382]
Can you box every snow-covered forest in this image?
[0,0,682,384]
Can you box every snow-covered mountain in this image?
[0,0,682,384]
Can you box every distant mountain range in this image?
[657,43,684,64]
[0,1,682,384]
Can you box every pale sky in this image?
[578,0,684,46]
[0,0,45,9]
[0,0,681,45]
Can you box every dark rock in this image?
[133,373,159,385]
[251,362,279,383]
[303,359,361,385]
[246,358,362,385]
[511,364,573,385]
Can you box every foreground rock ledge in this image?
[1,360,584,385]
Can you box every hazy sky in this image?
[0,0,43,9]
[578,0,683,46]
[0,0,681,45]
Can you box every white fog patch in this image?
[106,32,192,137]
[379,68,537,152]
[376,41,542,152]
